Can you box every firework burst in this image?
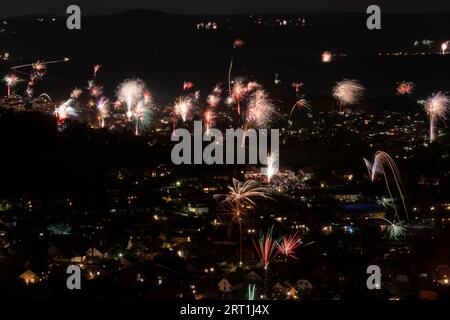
[265,151,279,183]
[87,80,103,98]
[228,39,245,96]
[441,41,449,55]
[321,50,332,63]
[174,96,192,122]
[3,74,21,96]
[224,178,271,207]
[70,87,82,99]
[183,81,194,91]
[396,81,414,95]
[424,92,449,143]
[96,96,110,128]
[203,109,215,133]
[382,219,407,240]
[277,232,302,260]
[116,78,151,135]
[332,79,365,113]
[245,89,276,128]
[253,225,280,270]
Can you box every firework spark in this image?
[223,178,271,207]
[332,79,365,112]
[424,92,449,143]
[396,81,414,95]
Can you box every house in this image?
[85,247,104,258]
[297,279,313,291]
[19,269,40,285]
[299,166,317,181]
[218,274,244,293]
[246,270,263,283]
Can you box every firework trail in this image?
[248,284,256,300]
[93,64,102,77]
[288,98,311,123]
[96,96,110,128]
[228,39,245,95]
[231,79,246,115]
[396,81,414,95]
[364,151,408,223]
[424,92,449,143]
[321,50,332,63]
[218,200,247,265]
[332,79,365,113]
[11,57,69,70]
[3,74,21,96]
[215,178,271,265]
[277,232,301,261]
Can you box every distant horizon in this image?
[3,8,450,18]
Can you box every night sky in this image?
[1,0,450,16]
